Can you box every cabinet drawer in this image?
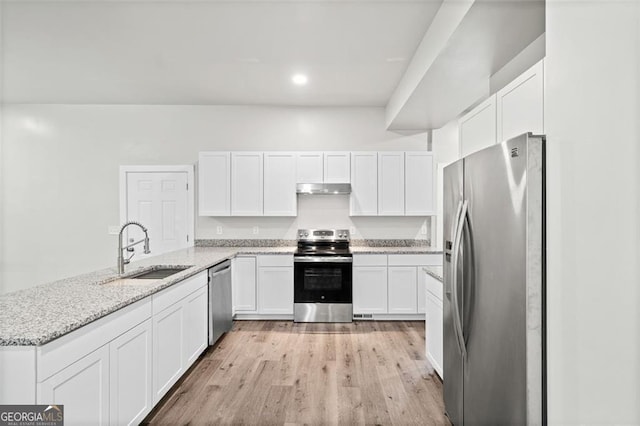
[257,255,293,267]
[388,254,442,266]
[152,271,207,315]
[353,254,387,266]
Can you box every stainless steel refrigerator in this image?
[443,133,545,425]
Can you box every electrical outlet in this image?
[108,225,120,235]
[421,223,428,235]
[253,226,259,235]
[349,226,356,235]
[216,226,223,235]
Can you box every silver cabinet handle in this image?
[451,200,468,359]
[294,256,353,263]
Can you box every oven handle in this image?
[294,256,353,263]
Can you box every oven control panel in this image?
[297,229,350,242]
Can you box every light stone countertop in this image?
[0,245,442,346]
[422,266,444,282]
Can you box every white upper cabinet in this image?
[231,152,263,216]
[295,152,324,183]
[378,152,405,216]
[405,152,435,216]
[459,95,497,158]
[496,60,544,143]
[323,152,350,183]
[198,152,231,216]
[350,152,378,216]
[264,152,297,216]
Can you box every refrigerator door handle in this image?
[451,200,468,359]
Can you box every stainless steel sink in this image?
[130,266,191,280]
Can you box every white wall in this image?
[1,105,429,294]
[545,1,640,423]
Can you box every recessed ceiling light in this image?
[292,74,308,86]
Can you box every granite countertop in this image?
[423,266,443,282]
[0,244,442,346]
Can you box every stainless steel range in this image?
[293,229,353,323]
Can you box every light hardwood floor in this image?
[143,321,450,426]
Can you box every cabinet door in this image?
[417,269,427,314]
[152,303,184,404]
[388,267,418,314]
[324,152,350,183]
[296,152,323,183]
[353,266,387,314]
[109,319,152,426]
[183,286,208,367]
[350,152,378,216]
[231,152,263,216]
[496,60,544,143]
[426,292,444,378]
[378,152,405,216]
[232,256,257,312]
[405,152,435,216]
[459,95,497,158]
[198,152,231,216]
[38,345,109,426]
[264,152,297,216]
[258,267,294,314]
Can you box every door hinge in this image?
[186,183,189,190]
[187,234,190,242]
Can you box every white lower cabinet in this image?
[183,286,209,366]
[388,267,418,314]
[425,272,444,378]
[39,345,110,426]
[353,266,388,314]
[232,256,257,313]
[152,303,185,404]
[109,319,153,426]
[417,268,427,314]
[16,272,209,426]
[257,255,293,315]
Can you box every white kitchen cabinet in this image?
[378,152,405,216]
[353,266,388,314]
[405,152,435,216]
[350,152,378,216]
[198,151,231,216]
[39,345,110,426]
[388,267,418,314]
[109,319,153,426]
[264,152,297,216]
[231,152,263,216]
[232,256,257,312]
[425,272,444,379]
[496,60,544,143]
[183,286,208,366]
[417,269,427,314]
[459,94,497,158]
[324,152,350,183]
[257,255,293,315]
[152,302,184,404]
[353,255,388,314]
[296,152,324,183]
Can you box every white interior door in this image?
[124,171,190,258]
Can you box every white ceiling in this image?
[1,0,443,106]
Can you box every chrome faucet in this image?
[118,221,150,274]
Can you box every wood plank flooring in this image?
[143,321,450,426]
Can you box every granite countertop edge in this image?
[0,245,442,346]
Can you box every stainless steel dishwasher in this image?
[208,260,233,345]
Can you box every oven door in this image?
[294,257,352,303]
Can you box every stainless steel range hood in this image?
[296,183,351,195]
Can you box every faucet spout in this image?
[118,221,150,274]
